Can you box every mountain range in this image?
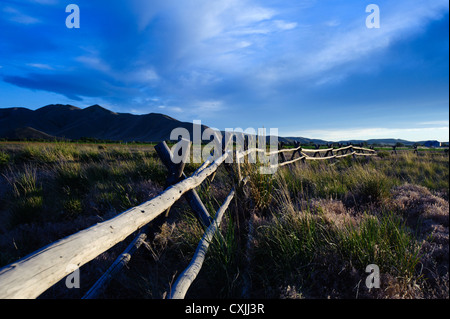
[0,104,445,146]
[0,104,208,143]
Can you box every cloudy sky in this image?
[0,0,448,141]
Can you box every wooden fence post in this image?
[82,228,148,299]
[168,177,248,300]
[290,142,300,160]
[155,141,212,227]
[278,142,287,163]
[155,139,190,217]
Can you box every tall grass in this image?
[0,142,166,268]
[6,166,44,227]
[278,153,448,204]
[250,173,425,298]
[0,142,447,298]
[0,151,10,169]
[337,213,422,279]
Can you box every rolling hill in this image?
[0,104,208,142]
[0,104,445,146]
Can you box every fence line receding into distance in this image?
[0,140,377,299]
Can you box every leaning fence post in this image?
[82,227,149,299]
[155,139,190,217]
[168,181,243,299]
[155,140,212,227]
[278,142,287,163]
[290,142,300,160]
[350,145,357,160]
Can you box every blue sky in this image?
[0,0,448,141]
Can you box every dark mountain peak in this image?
[38,104,81,112]
[145,112,179,122]
[83,104,117,115]
[1,104,442,144]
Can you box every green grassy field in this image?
[0,141,448,299]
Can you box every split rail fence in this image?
[0,139,376,299]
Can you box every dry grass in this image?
[0,142,448,299]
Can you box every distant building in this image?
[423,140,441,148]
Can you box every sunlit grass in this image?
[0,142,447,298]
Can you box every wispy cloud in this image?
[27,63,53,70]
[259,0,450,86]
[29,0,59,4]
[0,0,447,142]
[284,126,449,142]
[418,120,449,126]
[3,6,40,24]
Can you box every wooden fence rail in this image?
[0,140,376,299]
[82,228,149,299]
[0,149,231,299]
[168,184,240,299]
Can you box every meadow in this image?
[0,141,448,299]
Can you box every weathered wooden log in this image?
[301,147,333,153]
[290,142,301,160]
[82,229,148,299]
[155,139,190,186]
[269,155,306,169]
[304,154,336,161]
[155,141,212,227]
[168,186,237,299]
[156,140,191,217]
[352,146,376,153]
[182,177,213,227]
[334,145,353,152]
[335,151,356,158]
[0,150,231,299]
[278,142,287,163]
[238,145,302,158]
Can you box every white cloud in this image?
[309,1,447,79]
[283,126,450,142]
[170,106,184,113]
[157,105,183,113]
[178,100,226,118]
[130,0,447,96]
[29,0,59,4]
[130,0,296,67]
[129,68,159,82]
[248,0,449,87]
[273,20,297,31]
[76,56,111,73]
[76,54,159,84]
[195,100,223,111]
[418,120,449,126]
[324,19,341,27]
[3,6,40,24]
[27,63,53,70]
